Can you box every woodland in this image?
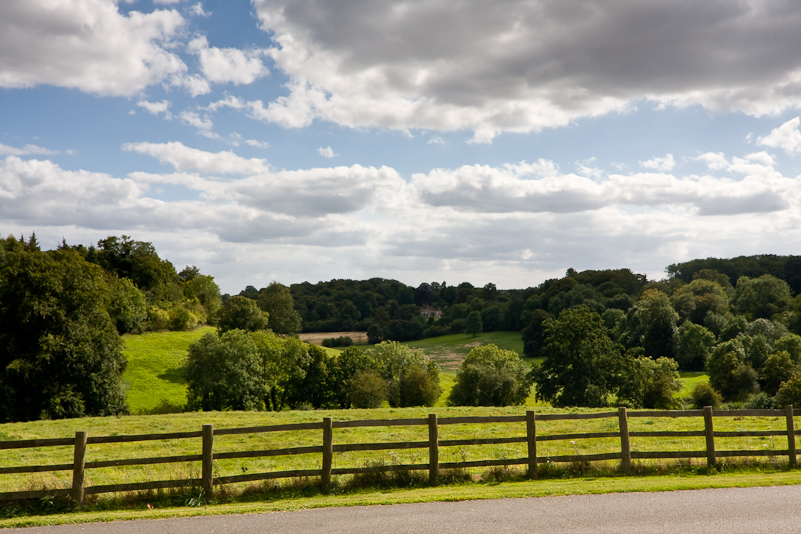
[3,233,801,422]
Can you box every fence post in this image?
[202,424,214,498]
[786,405,796,467]
[703,406,716,469]
[526,410,537,479]
[618,407,631,474]
[71,431,87,506]
[322,417,333,490]
[428,414,438,484]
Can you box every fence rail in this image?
[1,406,798,505]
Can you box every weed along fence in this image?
[1,406,799,505]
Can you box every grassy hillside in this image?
[121,327,213,414]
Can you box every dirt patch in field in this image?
[425,341,486,370]
[299,331,369,346]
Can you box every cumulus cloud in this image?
[0,0,188,96]
[137,100,172,119]
[250,0,801,138]
[179,110,216,137]
[759,117,801,154]
[188,36,269,86]
[122,141,270,174]
[317,146,338,158]
[640,154,676,172]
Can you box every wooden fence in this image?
[0,406,798,505]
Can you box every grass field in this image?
[121,327,213,414]
[1,403,797,528]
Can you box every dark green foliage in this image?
[257,282,302,335]
[668,255,801,295]
[448,344,532,407]
[673,322,716,371]
[706,340,759,402]
[776,374,801,408]
[534,307,623,407]
[0,242,127,422]
[107,277,147,334]
[690,383,723,409]
[322,336,354,347]
[522,309,551,357]
[185,330,266,411]
[670,279,730,325]
[735,275,793,320]
[87,235,180,304]
[367,323,383,344]
[216,295,267,333]
[465,310,483,337]
[774,334,801,363]
[622,289,678,358]
[617,356,681,409]
[182,274,222,321]
[348,371,387,408]
[759,351,796,396]
[398,365,441,407]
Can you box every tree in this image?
[522,309,551,357]
[465,310,483,337]
[534,307,623,407]
[185,330,266,411]
[365,341,439,407]
[760,351,796,396]
[673,322,716,371]
[776,373,801,407]
[448,344,532,406]
[706,339,759,402]
[216,295,268,333]
[0,245,127,421]
[735,275,793,320]
[107,276,148,334]
[670,279,730,324]
[617,356,681,409]
[622,289,678,358]
[182,274,222,320]
[257,282,302,335]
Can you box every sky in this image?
[3,0,801,295]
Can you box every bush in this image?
[617,356,681,409]
[398,365,441,407]
[322,336,353,348]
[168,305,199,331]
[775,373,801,408]
[216,295,267,333]
[690,383,723,409]
[744,392,777,409]
[449,344,532,407]
[146,305,170,331]
[348,371,387,408]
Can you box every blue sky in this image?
[3,0,801,294]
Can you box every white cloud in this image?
[759,117,801,154]
[188,36,269,86]
[0,143,58,156]
[189,3,209,17]
[245,139,270,149]
[427,137,445,145]
[317,146,338,158]
[179,110,214,132]
[250,0,801,137]
[122,141,270,174]
[640,154,675,172]
[0,0,187,96]
[137,100,172,119]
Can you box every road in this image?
[11,486,801,533]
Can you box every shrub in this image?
[398,365,441,407]
[449,344,532,407]
[690,383,723,409]
[744,392,777,410]
[146,305,170,331]
[759,350,797,396]
[322,336,354,348]
[216,295,267,333]
[168,305,199,331]
[618,356,681,409]
[348,371,387,408]
[775,373,801,408]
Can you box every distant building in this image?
[420,304,442,319]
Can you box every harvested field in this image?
[299,331,369,345]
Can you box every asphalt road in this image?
[11,486,801,533]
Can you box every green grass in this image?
[403,331,526,370]
[121,327,214,414]
[1,405,800,528]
